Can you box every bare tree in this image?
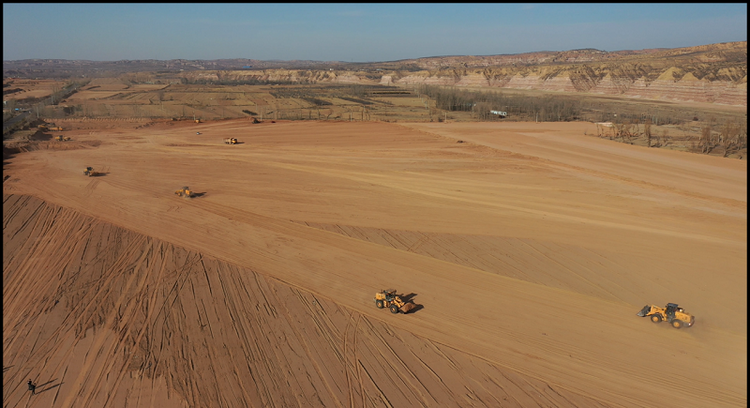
[660,129,669,147]
[697,117,719,154]
[720,120,747,157]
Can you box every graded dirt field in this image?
[3,118,746,407]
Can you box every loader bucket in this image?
[400,302,417,314]
[636,305,650,317]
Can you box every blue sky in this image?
[3,3,747,62]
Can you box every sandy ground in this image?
[3,119,746,407]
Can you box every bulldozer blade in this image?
[636,305,650,317]
[400,302,417,314]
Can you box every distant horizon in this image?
[3,40,745,64]
[3,4,747,62]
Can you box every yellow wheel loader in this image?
[374,289,416,314]
[83,167,98,177]
[637,303,695,328]
[175,186,194,198]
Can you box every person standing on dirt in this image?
[28,379,37,395]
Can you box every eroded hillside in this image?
[3,194,608,408]
[5,42,746,106]
[178,41,748,106]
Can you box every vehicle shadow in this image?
[407,304,424,314]
[89,172,109,177]
[36,381,63,395]
[192,192,207,198]
[36,378,58,388]
[401,293,423,314]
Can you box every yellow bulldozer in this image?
[175,186,194,198]
[374,289,416,314]
[83,167,98,177]
[637,303,695,329]
[224,138,238,145]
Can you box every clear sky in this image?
[3,3,747,62]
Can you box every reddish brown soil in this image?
[3,119,746,407]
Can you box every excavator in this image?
[637,303,695,329]
[374,289,416,314]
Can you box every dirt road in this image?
[3,119,746,407]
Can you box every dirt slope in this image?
[3,119,746,407]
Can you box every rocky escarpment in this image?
[9,42,743,106]
[385,64,746,106]
[180,62,746,106]
[176,42,746,106]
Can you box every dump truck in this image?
[637,303,695,329]
[374,289,416,314]
[49,126,63,131]
[175,186,194,198]
[224,138,238,145]
[83,167,98,177]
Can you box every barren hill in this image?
[4,42,747,106]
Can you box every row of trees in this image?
[415,85,583,121]
[595,117,747,158]
[26,80,89,119]
[696,119,747,157]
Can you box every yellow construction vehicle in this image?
[374,289,416,314]
[38,124,49,131]
[637,303,695,329]
[83,167,98,177]
[175,186,194,198]
[55,135,71,141]
[224,138,238,145]
[49,126,63,131]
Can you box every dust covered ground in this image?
[3,118,746,407]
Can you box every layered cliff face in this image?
[182,63,746,106]
[390,64,747,105]
[179,42,746,106]
[184,69,381,85]
[5,42,744,106]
